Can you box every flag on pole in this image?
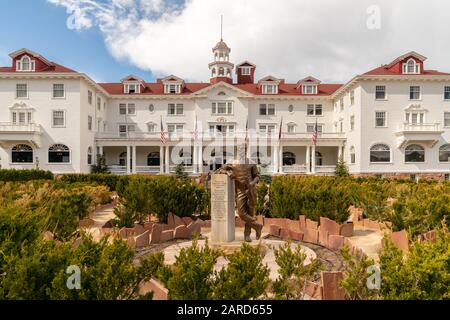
[278,117,283,141]
[160,116,166,144]
[312,118,319,146]
[245,118,249,142]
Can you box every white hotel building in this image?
[0,40,449,180]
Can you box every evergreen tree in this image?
[334,156,350,177]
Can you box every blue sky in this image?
[1,0,450,84]
[0,0,152,82]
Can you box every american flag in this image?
[160,116,166,144]
[312,118,319,146]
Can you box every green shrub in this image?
[60,174,126,191]
[0,169,53,182]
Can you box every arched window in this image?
[218,67,224,76]
[87,147,93,165]
[315,152,323,166]
[350,146,356,164]
[49,144,70,163]
[12,144,33,163]
[439,144,450,162]
[22,56,30,70]
[211,68,216,77]
[404,58,419,74]
[147,152,160,166]
[370,144,390,163]
[405,144,425,162]
[226,68,231,76]
[283,152,296,166]
[119,152,127,166]
[217,91,226,96]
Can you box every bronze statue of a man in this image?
[216,145,263,242]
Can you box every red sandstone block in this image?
[340,223,354,237]
[320,217,340,235]
[391,229,409,254]
[167,213,185,229]
[318,228,329,247]
[160,230,174,243]
[235,217,246,228]
[280,228,291,240]
[174,225,191,239]
[288,219,301,232]
[135,230,150,248]
[328,235,345,250]
[321,272,346,300]
[289,230,304,241]
[269,225,281,237]
[181,217,193,226]
[306,219,318,230]
[187,221,202,237]
[134,223,146,236]
[303,228,319,244]
[299,215,306,229]
[150,224,164,244]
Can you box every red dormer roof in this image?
[98,82,210,95]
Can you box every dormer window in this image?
[16,56,35,72]
[403,58,420,74]
[302,84,317,95]
[262,84,278,94]
[124,83,140,94]
[164,84,181,94]
[241,67,251,76]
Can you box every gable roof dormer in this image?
[161,75,185,94]
[297,76,321,94]
[387,51,427,75]
[10,48,53,72]
[258,76,281,94]
[121,75,145,94]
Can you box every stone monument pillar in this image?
[211,173,235,243]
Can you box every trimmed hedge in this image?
[0,169,53,182]
[60,174,127,191]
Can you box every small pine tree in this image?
[175,163,189,181]
[335,156,350,177]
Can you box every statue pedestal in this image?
[211,173,235,243]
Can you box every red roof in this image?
[99,82,342,96]
[0,62,76,73]
[364,65,450,76]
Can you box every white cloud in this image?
[48,0,450,83]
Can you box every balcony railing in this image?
[0,123,42,133]
[398,123,442,133]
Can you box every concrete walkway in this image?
[347,227,385,262]
[85,203,117,241]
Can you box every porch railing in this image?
[316,165,336,173]
[282,164,307,173]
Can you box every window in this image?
[283,152,296,166]
[119,103,135,115]
[340,98,344,111]
[87,147,93,165]
[288,105,294,113]
[403,59,420,74]
[147,152,160,166]
[49,144,70,163]
[167,124,184,137]
[350,146,355,164]
[147,123,156,133]
[375,86,386,100]
[315,152,323,166]
[350,115,355,131]
[209,124,234,136]
[16,56,35,72]
[52,110,65,127]
[444,86,450,100]
[302,85,317,95]
[97,97,101,110]
[410,86,421,100]
[119,152,127,166]
[370,144,391,163]
[88,90,93,104]
[307,124,323,133]
[307,104,322,116]
[164,84,181,94]
[241,67,251,76]
[287,124,296,133]
[259,124,276,135]
[444,112,450,127]
[12,144,33,163]
[119,124,135,137]
[16,84,28,98]
[405,144,425,163]
[439,144,450,162]
[406,110,425,124]
[125,84,140,94]
[262,84,278,94]
[375,111,387,127]
[11,110,32,125]
[88,116,92,131]
[53,84,65,98]
[212,102,233,115]
[259,104,275,116]
[350,90,355,105]
[168,103,184,115]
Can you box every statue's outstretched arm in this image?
[215,164,235,178]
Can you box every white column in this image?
[193,145,198,174]
[126,146,131,175]
[160,146,164,174]
[273,144,279,174]
[132,145,137,174]
[199,145,204,174]
[278,144,283,173]
[311,145,316,174]
[99,146,104,156]
[306,145,311,174]
[165,146,170,173]
[338,145,343,160]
